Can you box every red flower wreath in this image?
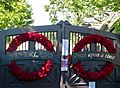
[72,34,116,81]
[7,32,55,81]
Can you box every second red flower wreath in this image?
[71,34,116,81]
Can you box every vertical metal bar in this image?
[6,36,11,49]
[22,37,24,50]
[84,33,88,51]
[29,40,35,50]
[51,32,53,50]
[45,32,47,38]
[38,32,41,50]
[25,41,26,50]
[69,32,72,78]
[98,43,101,51]
[60,22,70,88]
[101,44,103,51]
[53,32,56,51]
[41,32,44,49]
[78,32,80,44]
[47,32,49,38]
[72,33,74,51]
[24,36,26,50]
[81,33,84,51]
[6,36,9,50]
[73,33,75,50]
[50,32,52,43]
[53,32,54,48]
[76,33,79,44]
[25,41,27,50]
[47,32,49,40]
[50,32,52,41]
[75,32,76,46]
[91,43,96,51]
[27,41,29,50]
[44,32,46,50]
[69,32,72,54]
[48,32,50,41]
[50,32,52,50]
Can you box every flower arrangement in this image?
[7,32,55,81]
[71,34,116,81]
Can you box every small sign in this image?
[62,39,69,56]
[7,50,54,61]
[61,58,68,71]
[72,51,115,63]
[61,39,69,71]
[89,82,95,88]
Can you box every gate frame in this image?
[0,20,120,88]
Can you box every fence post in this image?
[58,21,70,88]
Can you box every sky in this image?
[27,0,51,26]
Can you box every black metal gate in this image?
[0,25,62,88]
[62,21,120,88]
[0,21,120,88]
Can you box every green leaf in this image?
[44,0,120,33]
[0,0,33,30]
